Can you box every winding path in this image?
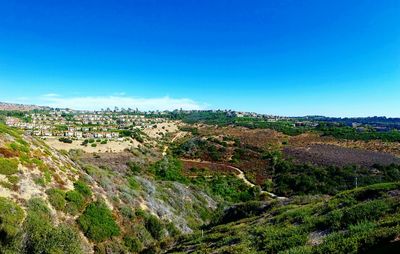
[180,159,286,200]
[163,133,286,200]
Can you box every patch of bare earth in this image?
[289,133,400,157]
[284,144,400,168]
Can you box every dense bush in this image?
[65,190,85,214]
[0,158,19,175]
[172,138,226,162]
[192,174,258,203]
[150,156,188,183]
[124,236,143,253]
[74,180,92,198]
[273,157,400,196]
[170,182,400,253]
[127,161,142,174]
[318,124,400,142]
[46,188,66,211]
[77,201,120,242]
[255,225,308,253]
[210,201,271,226]
[58,137,73,143]
[0,197,24,249]
[145,214,164,240]
[24,198,83,253]
[119,129,144,142]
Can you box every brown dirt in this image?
[288,133,400,157]
[284,144,400,168]
[197,125,285,149]
[79,152,139,173]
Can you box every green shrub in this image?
[314,231,358,254]
[255,225,308,253]
[94,241,127,254]
[33,176,46,187]
[127,161,142,174]
[46,188,66,211]
[0,197,24,240]
[74,180,92,198]
[193,174,258,203]
[91,143,97,147]
[0,181,13,190]
[0,158,19,175]
[65,190,85,214]
[24,198,83,254]
[341,199,392,227]
[77,201,120,242]
[145,214,164,240]
[59,137,73,143]
[124,236,143,252]
[150,156,188,183]
[9,141,29,154]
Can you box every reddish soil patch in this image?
[198,125,285,149]
[284,144,400,168]
[0,147,19,158]
[233,159,269,185]
[181,159,268,185]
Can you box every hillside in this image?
[168,182,400,253]
[1,119,400,253]
[0,124,220,253]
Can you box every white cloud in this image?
[40,95,205,111]
[42,93,60,97]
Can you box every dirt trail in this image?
[162,132,186,156]
[163,132,286,199]
[180,159,286,200]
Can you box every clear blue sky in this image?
[0,0,399,116]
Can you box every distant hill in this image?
[0,101,49,111]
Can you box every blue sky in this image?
[0,0,399,116]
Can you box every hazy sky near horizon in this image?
[0,0,399,116]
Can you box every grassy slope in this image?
[168,182,400,254]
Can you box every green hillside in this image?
[168,182,400,253]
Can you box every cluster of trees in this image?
[119,129,144,142]
[0,110,32,123]
[172,137,227,161]
[58,137,73,143]
[150,156,258,203]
